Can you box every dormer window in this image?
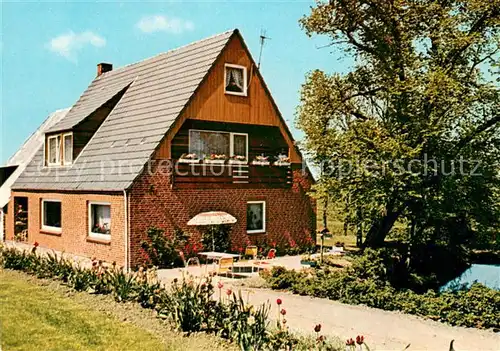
[47,135,61,166]
[46,132,73,166]
[63,133,73,165]
[225,64,247,96]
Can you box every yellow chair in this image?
[217,257,234,278]
[245,245,258,260]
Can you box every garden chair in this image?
[217,257,234,278]
[244,245,258,260]
[267,248,276,259]
[252,248,276,272]
[179,251,201,270]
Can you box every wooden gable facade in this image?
[154,32,301,163]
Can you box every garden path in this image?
[225,283,500,351]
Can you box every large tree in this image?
[297,0,500,247]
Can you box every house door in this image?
[13,197,28,242]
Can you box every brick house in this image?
[4,29,316,268]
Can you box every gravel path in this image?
[229,285,500,351]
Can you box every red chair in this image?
[267,248,276,259]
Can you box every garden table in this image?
[198,251,240,274]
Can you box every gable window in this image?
[88,202,111,240]
[189,130,248,160]
[247,201,266,234]
[63,133,73,165]
[41,199,61,233]
[225,64,247,96]
[47,135,61,166]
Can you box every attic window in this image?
[225,64,247,96]
[63,133,73,165]
[46,132,72,167]
[47,135,61,166]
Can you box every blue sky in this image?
[1,1,351,164]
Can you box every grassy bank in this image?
[0,269,233,351]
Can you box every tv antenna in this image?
[257,29,271,69]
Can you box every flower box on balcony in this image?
[228,159,248,165]
[205,159,226,164]
[251,160,270,166]
[274,161,291,167]
[179,158,200,164]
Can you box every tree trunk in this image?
[363,210,402,247]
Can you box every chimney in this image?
[97,62,113,77]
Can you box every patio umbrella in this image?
[187,211,237,251]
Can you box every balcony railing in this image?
[172,162,292,189]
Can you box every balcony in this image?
[172,162,292,189]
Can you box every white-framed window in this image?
[88,202,111,240]
[189,130,248,160]
[247,201,266,234]
[63,133,73,165]
[47,135,61,166]
[41,199,62,233]
[224,64,247,96]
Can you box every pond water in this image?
[440,264,500,291]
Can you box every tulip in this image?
[217,282,224,289]
[276,298,282,305]
[346,338,355,346]
[356,335,364,345]
[280,308,286,316]
[33,241,39,248]
[226,289,232,296]
[314,324,321,333]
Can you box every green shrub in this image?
[261,250,500,329]
[140,227,188,268]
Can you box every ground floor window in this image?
[247,201,265,233]
[41,199,61,232]
[88,202,111,240]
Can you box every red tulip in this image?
[276,298,282,305]
[356,335,364,345]
[314,324,321,333]
[280,308,286,316]
[217,282,224,289]
[346,338,355,346]
[226,289,232,296]
[33,241,39,248]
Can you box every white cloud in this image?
[48,31,106,61]
[136,15,194,34]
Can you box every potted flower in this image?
[274,154,291,166]
[251,155,270,166]
[228,155,247,165]
[205,153,226,164]
[179,153,200,164]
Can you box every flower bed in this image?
[0,243,373,351]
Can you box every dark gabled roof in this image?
[13,30,235,191]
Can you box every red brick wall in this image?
[128,162,316,267]
[5,191,126,265]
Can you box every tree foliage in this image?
[297,0,500,247]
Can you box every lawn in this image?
[0,269,234,351]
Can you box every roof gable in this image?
[157,31,302,163]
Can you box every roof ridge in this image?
[99,29,236,78]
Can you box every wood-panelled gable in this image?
[155,33,301,163]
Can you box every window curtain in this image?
[190,131,230,158]
[92,205,111,234]
[225,68,244,91]
[49,137,60,164]
[64,135,72,164]
[233,134,247,157]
